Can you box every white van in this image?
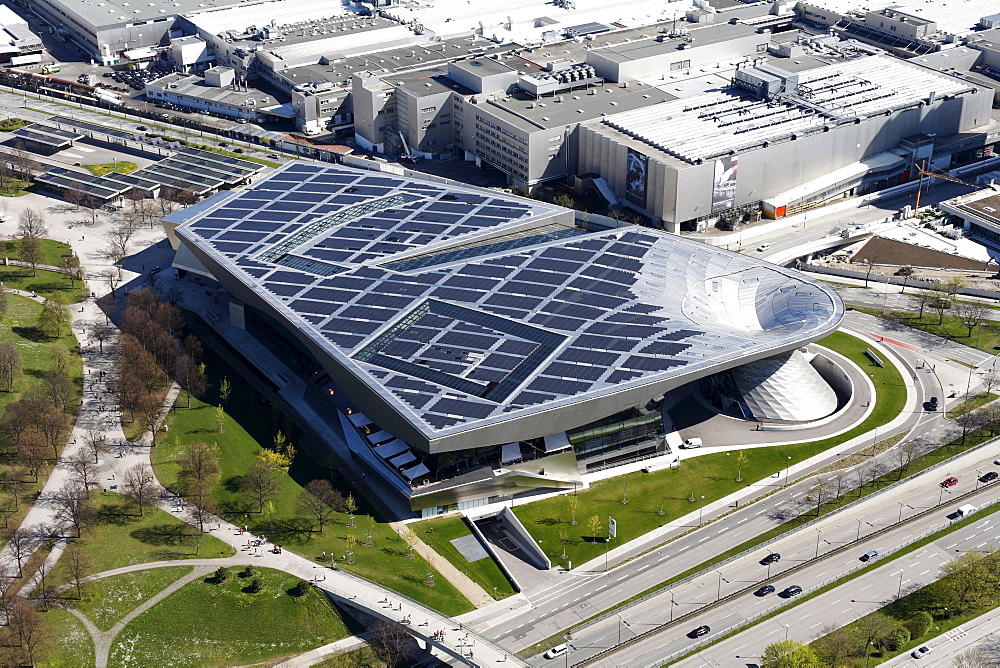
[957,504,977,518]
[682,438,702,449]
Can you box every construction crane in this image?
[912,160,980,209]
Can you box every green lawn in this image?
[313,647,382,667]
[411,515,516,599]
[0,239,74,268]
[67,566,193,631]
[514,330,908,565]
[0,118,30,132]
[81,161,139,177]
[40,606,95,667]
[107,567,351,667]
[0,266,86,303]
[52,497,234,589]
[0,178,32,197]
[152,333,474,616]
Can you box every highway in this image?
[880,608,1000,667]
[556,447,1000,667]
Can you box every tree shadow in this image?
[382,547,409,558]
[130,523,194,546]
[534,517,560,526]
[11,326,49,343]
[252,517,313,545]
[96,500,141,526]
[222,475,242,494]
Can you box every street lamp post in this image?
[814,528,823,559]
[896,569,905,599]
[670,591,675,623]
[784,456,792,486]
[716,570,724,601]
[856,517,864,542]
[976,469,982,491]
[698,496,706,525]
[784,623,790,642]
[897,501,913,524]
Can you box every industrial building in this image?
[940,185,1000,247]
[165,162,844,513]
[144,68,293,122]
[0,5,43,66]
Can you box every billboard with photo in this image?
[624,149,648,208]
[711,155,738,213]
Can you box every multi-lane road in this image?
[562,447,1000,666]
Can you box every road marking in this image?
[698,536,710,543]
[765,628,779,636]
[811,622,823,628]
[678,545,690,552]
[716,528,727,534]
[61,152,84,159]
[516,624,524,629]
[859,584,872,590]
[843,608,853,614]
[756,509,768,515]
[638,564,650,571]
[617,576,627,581]
[659,555,670,562]
[920,570,931,575]
[574,597,581,602]
[737,518,748,524]
[946,543,959,549]
[75,146,95,152]
[791,493,802,499]
[596,584,608,591]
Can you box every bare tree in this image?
[9,145,40,182]
[808,479,833,516]
[241,459,278,513]
[956,409,987,445]
[7,528,33,577]
[52,483,94,538]
[83,425,109,465]
[98,267,122,298]
[909,291,933,319]
[87,323,115,354]
[16,208,47,239]
[17,237,43,277]
[297,479,336,533]
[956,302,991,338]
[7,595,46,665]
[368,619,409,666]
[981,369,1000,395]
[67,451,98,495]
[0,341,22,392]
[63,542,91,601]
[122,463,157,515]
[896,441,923,474]
[178,441,219,533]
[953,648,995,668]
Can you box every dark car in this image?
[233,148,244,153]
[941,477,959,488]
[926,396,938,411]
[754,585,776,597]
[760,553,781,566]
[860,550,880,562]
[688,625,711,638]
[136,125,148,131]
[781,585,803,598]
[981,471,999,483]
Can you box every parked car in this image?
[780,585,803,597]
[911,646,931,659]
[754,585,775,597]
[760,553,781,566]
[981,471,999,483]
[682,438,702,449]
[941,477,959,488]
[543,644,567,659]
[860,550,880,562]
[688,625,711,638]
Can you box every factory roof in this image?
[67,0,240,30]
[604,55,979,163]
[588,22,766,64]
[147,73,282,110]
[475,81,674,133]
[174,162,842,446]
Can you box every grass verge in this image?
[107,566,351,667]
[66,566,193,631]
[40,606,95,667]
[853,306,1000,356]
[410,514,516,599]
[0,265,87,302]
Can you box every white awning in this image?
[347,412,371,428]
[543,432,572,453]
[402,462,430,482]
[390,451,417,468]
[364,430,393,445]
[374,439,407,459]
[501,442,521,465]
[123,47,156,60]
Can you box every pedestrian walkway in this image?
[391,521,494,608]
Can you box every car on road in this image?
[941,477,959,488]
[688,625,711,638]
[136,125,148,131]
[780,585,803,598]
[233,148,245,153]
[543,644,567,659]
[754,585,775,597]
[760,553,781,565]
[911,645,931,659]
[995,459,1000,466]
[756,243,771,252]
[982,471,999,483]
[267,153,280,159]
[860,550,880,562]
[218,142,230,147]
[925,396,938,411]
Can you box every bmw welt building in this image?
[167,162,844,515]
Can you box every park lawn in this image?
[0,239,75,268]
[514,330,908,565]
[107,567,351,668]
[946,392,996,418]
[313,646,382,667]
[153,338,474,616]
[411,514,516,599]
[0,292,82,416]
[858,306,1000,356]
[81,161,138,177]
[0,266,87,303]
[67,566,193,631]
[51,497,234,589]
[40,606,95,668]
[0,178,31,197]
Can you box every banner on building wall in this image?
[711,155,739,213]
[624,149,648,207]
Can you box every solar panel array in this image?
[176,162,843,438]
[12,123,82,148]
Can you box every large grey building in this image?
[166,162,844,514]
